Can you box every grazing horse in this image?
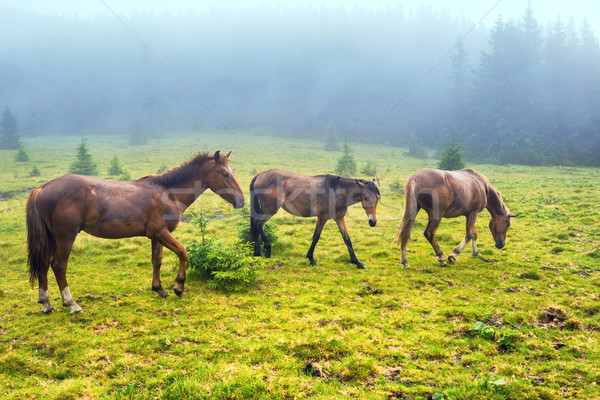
[26,151,245,313]
[398,168,516,268]
[250,169,380,269]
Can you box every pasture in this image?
[1,133,599,399]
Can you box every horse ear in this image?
[355,179,366,188]
[214,150,220,161]
[226,151,231,158]
[509,213,518,218]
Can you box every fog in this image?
[1,1,599,165]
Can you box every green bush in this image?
[438,134,466,171]
[108,155,125,175]
[360,161,377,176]
[29,165,40,177]
[186,239,265,292]
[69,139,98,175]
[237,204,279,245]
[334,137,356,176]
[15,148,29,162]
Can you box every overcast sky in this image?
[4,0,600,31]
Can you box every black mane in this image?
[139,152,213,187]
[324,175,380,196]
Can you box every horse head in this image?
[489,211,517,249]
[207,151,245,209]
[356,179,380,227]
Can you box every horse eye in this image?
[223,173,229,178]
[364,196,369,201]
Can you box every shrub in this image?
[186,239,265,292]
[156,163,168,174]
[334,137,356,176]
[69,139,98,175]
[108,155,125,175]
[29,166,40,177]
[438,134,466,171]
[237,205,279,245]
[15,148,29,162]
[361,161,377,176]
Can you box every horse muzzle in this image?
[233,198,245,209]
[495,240,505,249]
[369,219,377,227]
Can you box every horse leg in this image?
[51,235,82,314]
[449,213,478,263]
[254,206,278,258]
[306,216,327,266]
[423,217,446,265]
[37,261,53,313]
[156,229,188,297]
[151,239,168,298]
[335,216,365,269]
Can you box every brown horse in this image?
[26,151,244,313]
[250,169,380,269]
[398,168,516,268]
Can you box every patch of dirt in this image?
[303,362,326,378]
[537,307,569,328]
[93,320,120,335]
[480,258,499,263]
[384,366,403,381]
[357,285,384,296]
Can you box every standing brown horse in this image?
[398,168,516,268]
[26,151,244,313]
[250,169,380,269]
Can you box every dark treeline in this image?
[0,4,598,165]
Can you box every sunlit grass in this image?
[0,133,599,399]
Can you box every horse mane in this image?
[139,152,228,187]
[325,175,380,196]
[461,169,507,216]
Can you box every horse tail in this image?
[397,179,417,246]
[26,188,54,286]
[249,175,261,243]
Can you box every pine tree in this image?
[438,135,466,171]
[15,148,30,162]
[334,137,356,176]
[69,139,98,175]
[108,155,124,176]
[0,107,21,149]
[29,165,40,177]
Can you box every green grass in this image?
[1,132,599,399]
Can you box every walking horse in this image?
[26,151,245,313]
[398,168,516,268]
[250,169,380,269]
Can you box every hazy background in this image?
[1,1,599,165]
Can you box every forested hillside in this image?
[0,4,598,165]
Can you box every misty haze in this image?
[1,1,599,165]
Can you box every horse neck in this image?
[333,178,362,206]
[485,182,506,217]
[162,163,210,209]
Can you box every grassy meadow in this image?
[1,132,599,399]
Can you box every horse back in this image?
[33,174,177,238]
[254,169,330,217]
[410,168,486,218]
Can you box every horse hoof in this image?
[158,289,169,298]
[69,304,83,314]
[308,259,317,266]
[174,289,183,298]
[41,305,54,314]
[448,255,456,264]
[356,264,366,270]
[402,263,410,269]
